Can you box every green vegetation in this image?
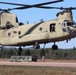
[0,66,76,75]
[0,48,76,75]
[0,47,76,60]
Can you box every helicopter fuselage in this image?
[0,19,76,46]
[0,10,75,50]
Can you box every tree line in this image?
[0,47,76,60]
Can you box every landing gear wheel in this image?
[52,45,58,50]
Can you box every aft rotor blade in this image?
[7,7,76,11]
[0,1,29,6]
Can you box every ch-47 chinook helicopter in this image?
[0,0,76,53]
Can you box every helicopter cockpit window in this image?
[50,23,56,32]
[67,22,76,27]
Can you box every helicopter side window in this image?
[50,23,55,32]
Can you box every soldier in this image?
[40,49,45,62]
[15,46,22,56]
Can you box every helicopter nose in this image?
[67,26,76,33]
[73,27,76,32]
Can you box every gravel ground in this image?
[0,59,76,67]
[0,61,76,68]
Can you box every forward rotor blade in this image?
[0,0,63,6]
[0,0,64,11]
[31,0,63,6]
[8,0,63,10]
[0,0,63,10]
[9,6,62,10]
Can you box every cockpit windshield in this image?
[67,22,76,27]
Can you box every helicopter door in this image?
[62,22,67,32]
[50,23,56,32]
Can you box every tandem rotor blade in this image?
[0,0,63,10]
[9,6,62,10]
[0,0,63,6]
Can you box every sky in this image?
[0,0,76,49]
